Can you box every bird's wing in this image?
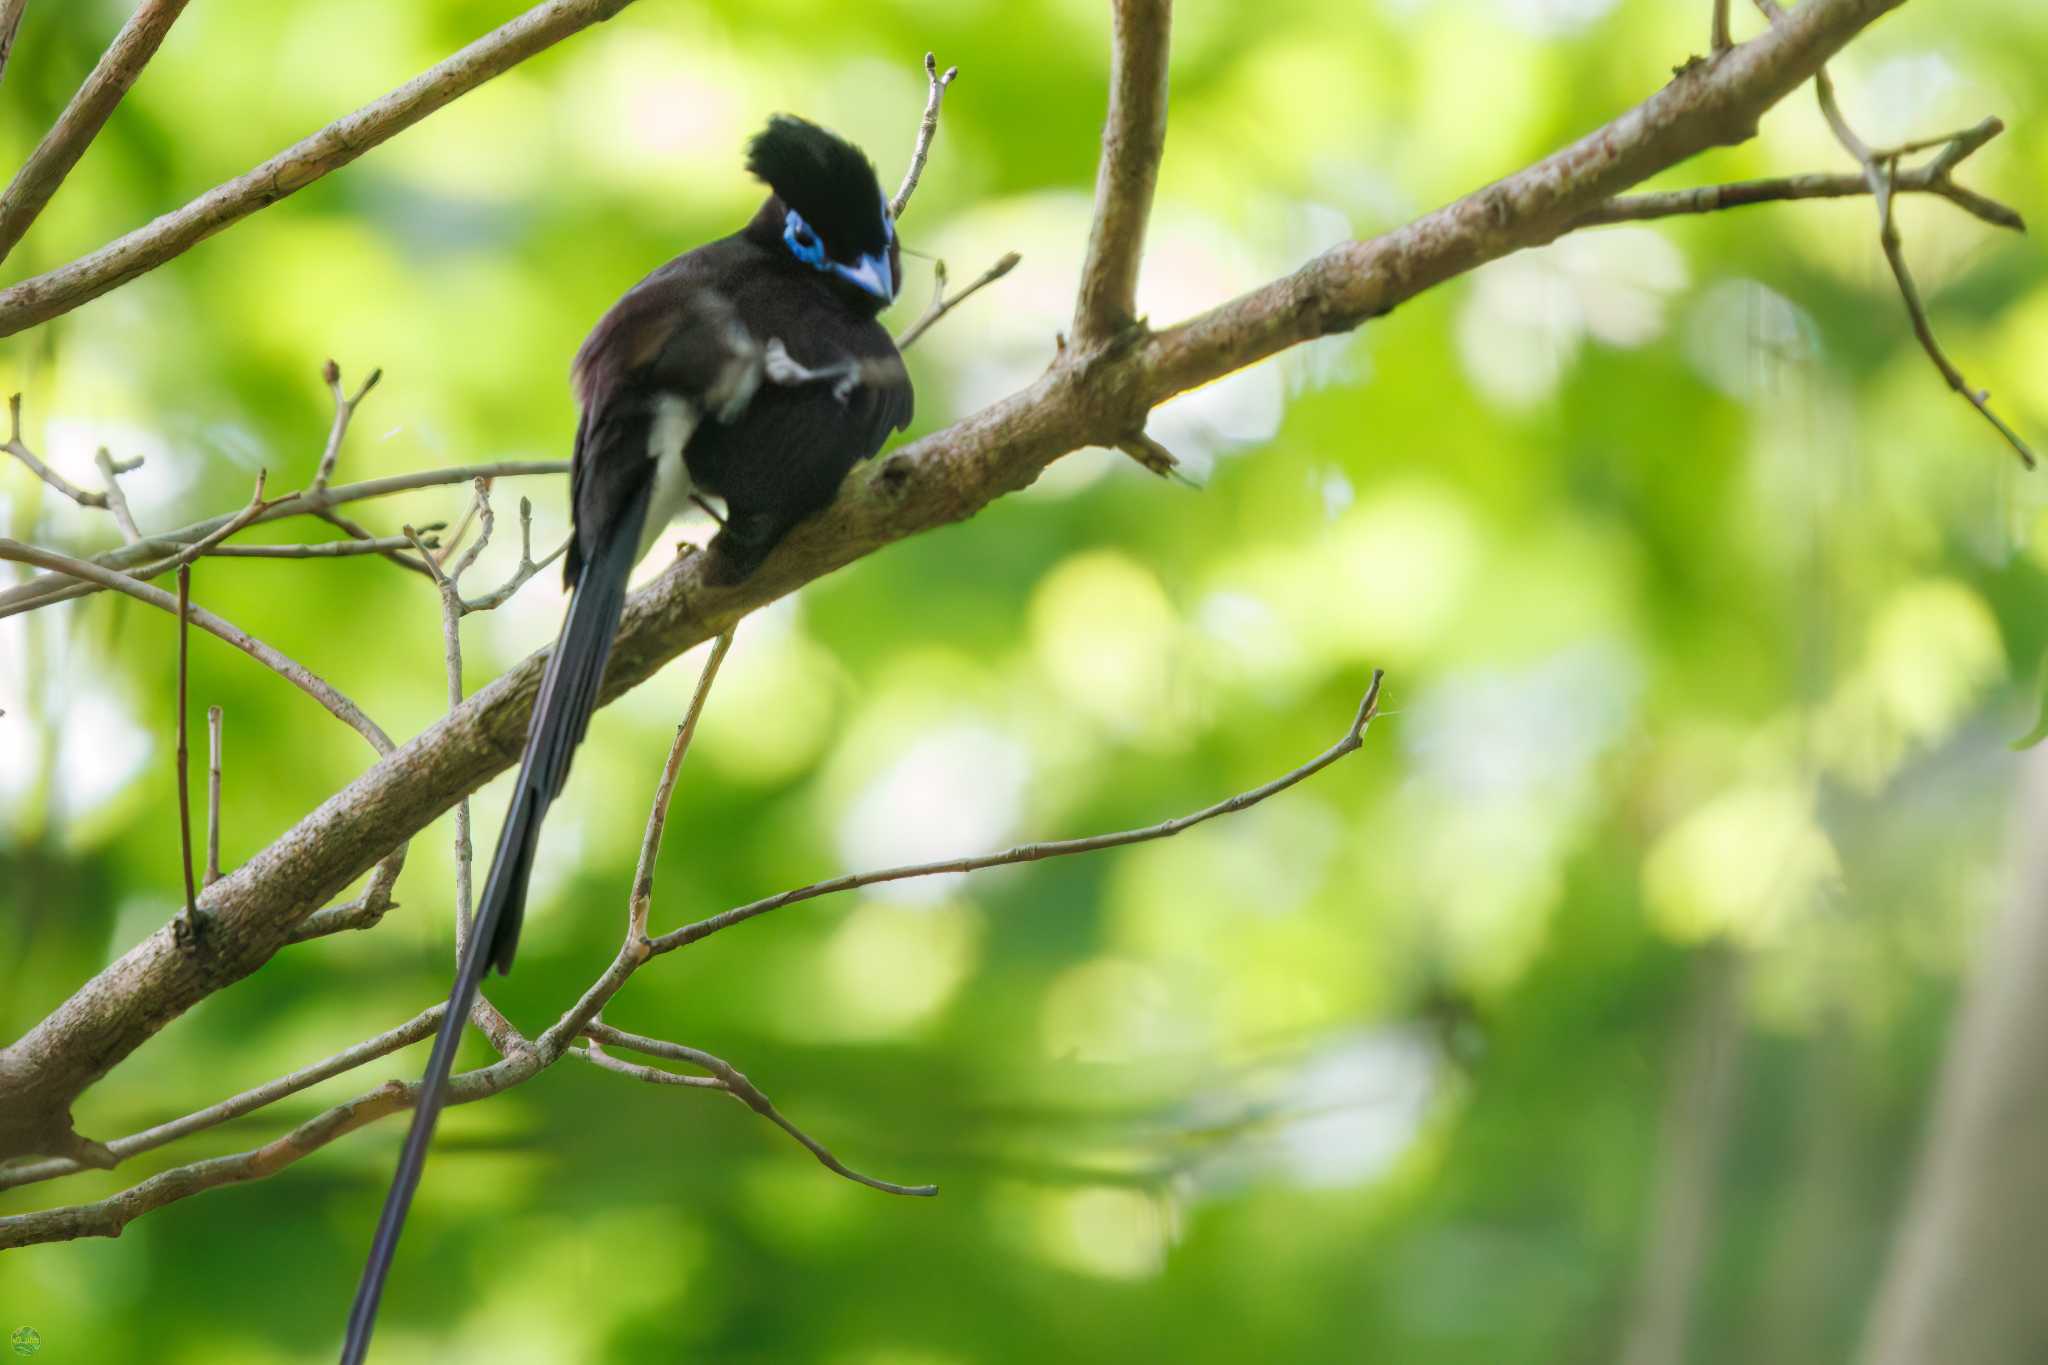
[565,266,766,584]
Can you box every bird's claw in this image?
[762,337,860,405]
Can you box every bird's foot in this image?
[762,338,861,404]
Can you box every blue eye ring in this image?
[783,209,826,267]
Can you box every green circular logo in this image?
[8,1328,39,1358]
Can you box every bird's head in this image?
[746,115,900,314]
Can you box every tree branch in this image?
[0,0,1929,1168]
[0,0,192,264]
[200,533,435,560]
[0,0,644,337]
[579,1023,937,1197]
[889,52,957,221]
[0,1048,542,1250]
[1817,79,2033,468]
[0,529,392,755]
[0,1005,443,1191]
[1072,0,1173,348]
[652,672,1383,955]
[895,252,1022,351]
[91,448,146,542]
[1,669,1384,1235]
[1747,0,2032,467]
[311,361,381,495]
[204,704,223,886]
[173,564,198,940]
[629,630,735,942]
[0,0,28,90]
[1576,121,2023,230]
[0,458,566,619]
[4,392,107,509]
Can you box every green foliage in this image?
[3,0,2046,1360]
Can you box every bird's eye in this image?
[783,210,830,269]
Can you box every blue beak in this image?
[831,251,894,303]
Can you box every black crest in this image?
[747,115,890,261]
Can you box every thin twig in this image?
[287,897,400,943]
[399,522,466,949]
[434,488,486,568]
[0,459,566,618]
[202,534,435,559]
[0,535,390,751]
[581,1023,937,1197]
[0,0,192,265]
[174,565,198,939]
[0,1047,544,1249]
[895,252,1022,351]
[448,478,495,580]
[0,1006,445,1191]
[573,1044,721,1089]
[891,52,958,221]
[1822,84,2034,469]
[0,0,649,336]
[629,631,735,942]
[4,392,107,508]
[205,705,223,886]
[1577,133,2023,231]
[313,508,437,580]
[652,672,1385,956]
[1712,0,1734,54]
[406,487,562,617]
[401,510,526,1052]
[1072,0,1173,348]
[311,361,382,496]
[532,630,742,1060]
[1751,0,2033,468]
[460,497,567,612]
[92,448,146,542]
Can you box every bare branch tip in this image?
[1353,669,1387,738]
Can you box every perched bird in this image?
[342,115,911,1362]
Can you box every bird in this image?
[341,114,912,1363]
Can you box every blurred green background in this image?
[3,0,2047,1360]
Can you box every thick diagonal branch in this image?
[0,0,642,336]
[0,0,192,264]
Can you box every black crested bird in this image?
[342,115,911,1362]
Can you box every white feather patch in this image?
[639,394,700,560]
